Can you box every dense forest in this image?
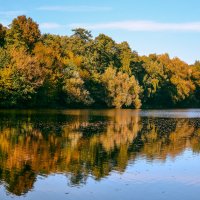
[0,15,200,108]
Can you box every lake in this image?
[0,109,200,200]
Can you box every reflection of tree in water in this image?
[0,164,36,196]
[133,118,200,160]
[0,110,200,196]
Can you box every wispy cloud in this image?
[38,5,112,12]
[70,20,200,32]
[0,11,26,18]
[0,10,26,26]
[40,23,65,29]
[0,11,27,26]
[39,20,200,32]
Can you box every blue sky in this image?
[0,0,200,64]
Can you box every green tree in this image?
[93,34,120,73]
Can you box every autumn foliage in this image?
[0,16,200,108]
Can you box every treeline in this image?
[0,15,200,108]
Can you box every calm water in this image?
[0,109,200,200]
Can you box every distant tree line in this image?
[0,16,200,108]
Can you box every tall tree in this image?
[93,34,120,73]
[6,15,41,50]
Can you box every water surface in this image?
[0,109,200,200]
